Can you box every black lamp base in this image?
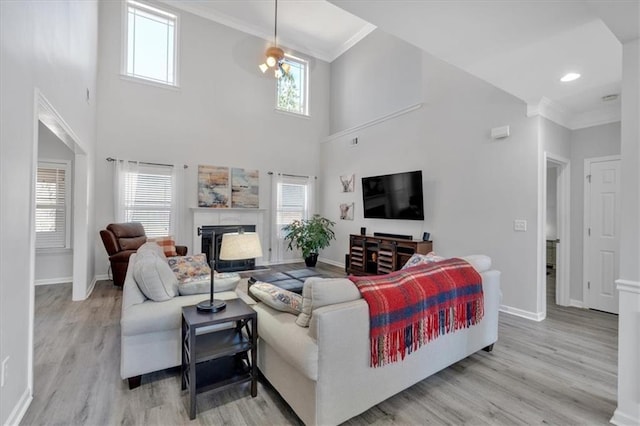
[196,299,227,312]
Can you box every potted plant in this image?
[282,214,336,267]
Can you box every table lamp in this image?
[197,230,263,312]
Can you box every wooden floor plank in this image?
[21,263,617,425]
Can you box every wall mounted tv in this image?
[361,170,424,220]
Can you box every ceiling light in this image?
[258,0,290,78]
[560,72,581,82]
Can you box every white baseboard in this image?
[86,276,97,298]
[611,408,640,426]
[500,305,545,321]
[94,274,110,282]
[34,276,72,286]
[4,387,32,426]
[569,299,585,308]
[318,257,345,269]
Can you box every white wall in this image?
[36,122,74,284]
[330,29,423,134]
[569,122,621,302]
[95,1,330,275]
[0,1,98,424]
[321,30,541,317]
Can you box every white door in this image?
[585,158,621,314]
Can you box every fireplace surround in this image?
[200,225,256,272]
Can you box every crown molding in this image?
[158,0,335,62]
[527,96,621,130]
[527,97,572,129]
[328,23,376,62]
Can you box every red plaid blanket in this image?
[349,258,484,367]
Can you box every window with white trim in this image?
[118,163,175,237]
[36,161,71,249]
[124,0,178,86]
[276,177,311,238]
[277,55,308,116]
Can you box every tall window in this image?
[116,162,176,237]
[277,180,309,237]
[277,55,308,116]
[36,161,71,249]
[124,0,178,86]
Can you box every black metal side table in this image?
[181,298,257,420]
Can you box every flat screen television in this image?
[361,170,424,220]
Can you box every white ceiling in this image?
[163,0,639,130]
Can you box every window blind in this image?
[122,164,173,237]
[277,181,308,237]
[36,162,69,249]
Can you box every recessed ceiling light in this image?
[560,72,581,82]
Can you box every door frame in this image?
[545,154,571,310]
[583,155,621,310]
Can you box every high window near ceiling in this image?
[36,161,71,249]
[124,0,178,86]
[277,54,309,116]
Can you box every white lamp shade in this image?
[219,232,263,260]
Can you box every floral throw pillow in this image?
[249,281,303,315]
[167,254,211,283]
[401,252,446,269]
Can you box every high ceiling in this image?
[161,0,639,130]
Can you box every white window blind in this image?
[120,164,173,237]
[36,161,70,249]
[276,179,309,237]
[125,0,177,86]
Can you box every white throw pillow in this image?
[133,251,178,301]
[295,277,361,327]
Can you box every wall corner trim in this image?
[324,103,423,143]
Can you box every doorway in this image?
[583,156,621,314]
[543,153,570,316]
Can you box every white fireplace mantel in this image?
[190,207,268,265]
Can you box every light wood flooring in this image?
[22,262,618,425]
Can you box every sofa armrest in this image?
[176,245,187,256]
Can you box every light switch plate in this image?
[514,219,527,231]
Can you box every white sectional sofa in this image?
[119,252,251,388]
[249,257,501,425]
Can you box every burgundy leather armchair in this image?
[99,222,187,287]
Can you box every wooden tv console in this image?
[348,234,433,275]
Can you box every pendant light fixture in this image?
[259,0,291,77]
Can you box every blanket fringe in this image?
[370,299,484,367]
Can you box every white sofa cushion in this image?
[133,251,179,301]
[461,254,492,272]
[177,272,241,295]
[137,241,167,259]
[296,277,361,327]
[121,290,238,336]
[253,302,319,381]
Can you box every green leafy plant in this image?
[282,214,336,259]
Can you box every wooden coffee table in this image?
[181,298,257,419]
